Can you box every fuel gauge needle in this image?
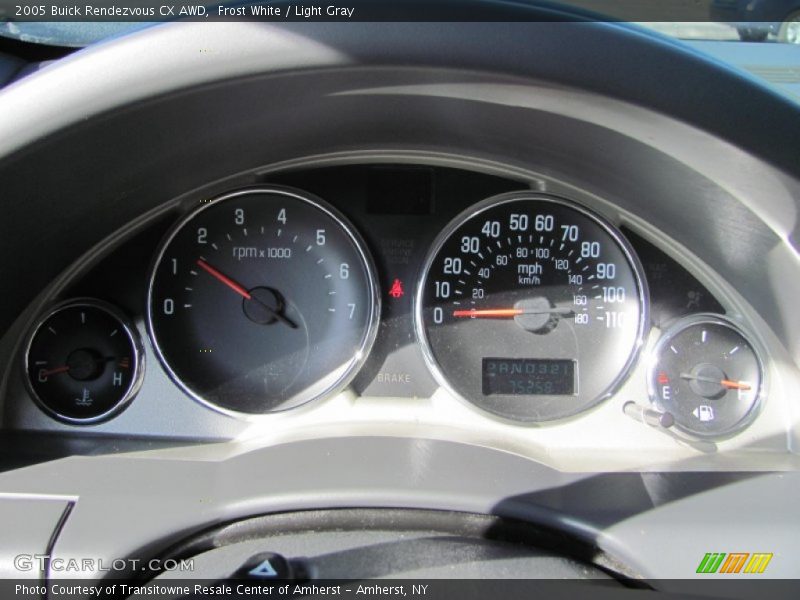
[679,373,752,390]
[196,258,297,328]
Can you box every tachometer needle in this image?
[452,308,574,318]
[679,373,752,391]
[196,258,252,300]
[196,258,298,329]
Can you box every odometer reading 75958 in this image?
[415,193,648,422]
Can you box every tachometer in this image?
[415,192,648,422]
[147,187,379,415]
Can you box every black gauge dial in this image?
[25,299,143,424]
[416,193,648,422]
[648,314,764,437]
[147,187,379,415]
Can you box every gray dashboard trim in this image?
[0,20,798,172]
[0,437,795,583]
[0,494,73,579]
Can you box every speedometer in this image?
[147,187,379,416]
[415,192,648,422]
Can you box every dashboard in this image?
[0,14,799,590]
[3,159,785,461]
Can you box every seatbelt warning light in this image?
[389,278,405,299]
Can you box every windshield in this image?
[1,1,799,101]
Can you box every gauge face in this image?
[648,315,763,437]
[147,187,379,415]
[25,300,143,424]
[416,193,648,422]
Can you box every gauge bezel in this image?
[145,186,381,418]
[414,191,650,423]
[646,312,767,439]
[22,298,145,425]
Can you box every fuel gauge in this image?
[24,299,143,424]
[648,314,764,438]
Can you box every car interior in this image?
[0,2,798,597]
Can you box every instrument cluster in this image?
[16,163,766,441]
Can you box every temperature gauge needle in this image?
[40,365,71,377]
[196,258,297,328]
[39,356,116,378]
[453,308,575,318]
[679,372,752,391]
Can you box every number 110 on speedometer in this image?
[415,193,649,422]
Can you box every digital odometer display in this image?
[416,193,648,422]
[482,358,575,396]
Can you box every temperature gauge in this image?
[648,314,764,438]
[24,299,143,424]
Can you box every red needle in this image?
[453,308,524,318]
[681,372,753,391]
[196,259,252,300]
[40,365,70,377]
[196,257,298,328]
[721,379,752,391]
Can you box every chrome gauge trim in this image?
[22,298,145,425]
[145,186,381,419]
[414,191,650,423]
[646,313,767,439]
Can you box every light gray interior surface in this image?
[0,495,72,579]
[0,17,798,591]
[0,437,798,584]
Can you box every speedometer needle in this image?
[679,373,752,391]
[453,308,575,318]
[196,259,297,328]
